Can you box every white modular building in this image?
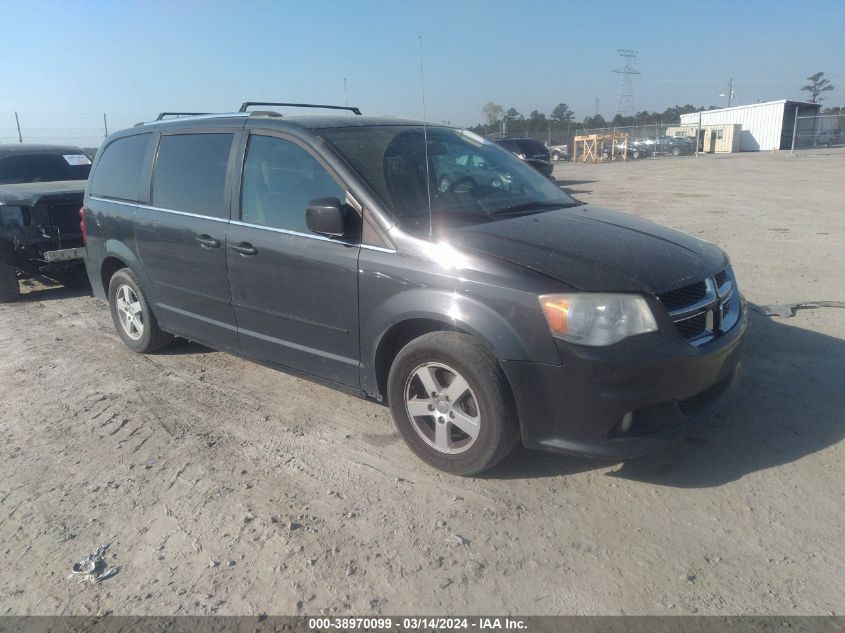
[680,100,820,151]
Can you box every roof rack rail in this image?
[155,112,211,120]
[238,102,362,116]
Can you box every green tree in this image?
[529,110,548,125]
[583,114,607,129]
[802,72,834,103]
[551,103,574,124]
[481,102,504,126]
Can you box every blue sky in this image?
[1,0,842,146]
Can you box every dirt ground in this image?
[1,149,843,616]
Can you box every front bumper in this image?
[501,296,748,459]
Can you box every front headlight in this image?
[538,294,658,346]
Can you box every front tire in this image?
[0,263,20,303]
[108,268,172,353]
[387,332,520,475]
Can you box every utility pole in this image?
[103,113,109,137]
[343,77,348,107]
[613,49,640,117]
[720,78,735,107]
[695,110,701,157]
[14,112,22,143]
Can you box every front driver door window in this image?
[227,133,361,386]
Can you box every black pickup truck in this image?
[0,144,90,301]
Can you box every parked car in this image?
[494,138,554,178]
[629,136,695,159]
[0,144,91,301]
[434,150,513,193]
[548,144,569,161]
[82,105,746,475]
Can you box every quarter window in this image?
[89,134,152,201]
[241,135,344,233]
[152,133,233,218]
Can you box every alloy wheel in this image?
[404,362,480,454]
[115,284,144,340]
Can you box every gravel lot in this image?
[1,149,843,616]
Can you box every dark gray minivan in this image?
[82,104,746,474]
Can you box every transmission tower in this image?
[613,49,640,117]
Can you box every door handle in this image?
[230,242,258,256]
[195,234,220,249]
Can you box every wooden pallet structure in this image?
[572,132,629,163]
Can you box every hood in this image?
[0,181,87,206]
[448,205,727,294]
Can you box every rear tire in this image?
[387,332,520,475]
[108,268,172,353]
[0,264,20,303]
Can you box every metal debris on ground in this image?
[752,301,845,318]
[69,544,120,583]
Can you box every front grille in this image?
[659,281,707,311]
[659,268,738,346]
[678,373,734,416]
[676,312,708,339]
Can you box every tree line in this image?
[470,102,721,138]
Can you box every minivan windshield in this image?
[319,126,578,234]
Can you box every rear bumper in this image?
[44,247,85,263]
[501,297,748,459]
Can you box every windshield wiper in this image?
[490,200,581,216]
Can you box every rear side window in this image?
[241,135,344,233]
[152,133,233,218]
[89,134,151,201]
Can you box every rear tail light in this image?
[79,206,87,243]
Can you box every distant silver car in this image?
[549,144,569,161]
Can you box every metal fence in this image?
[487,121,713,163]
[0,112,151,153]
[790,113,845,153]
[6,109,842,163]
[568,122,707,162]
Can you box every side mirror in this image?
[306,197,347,238]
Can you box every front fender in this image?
[359,285,561,396]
